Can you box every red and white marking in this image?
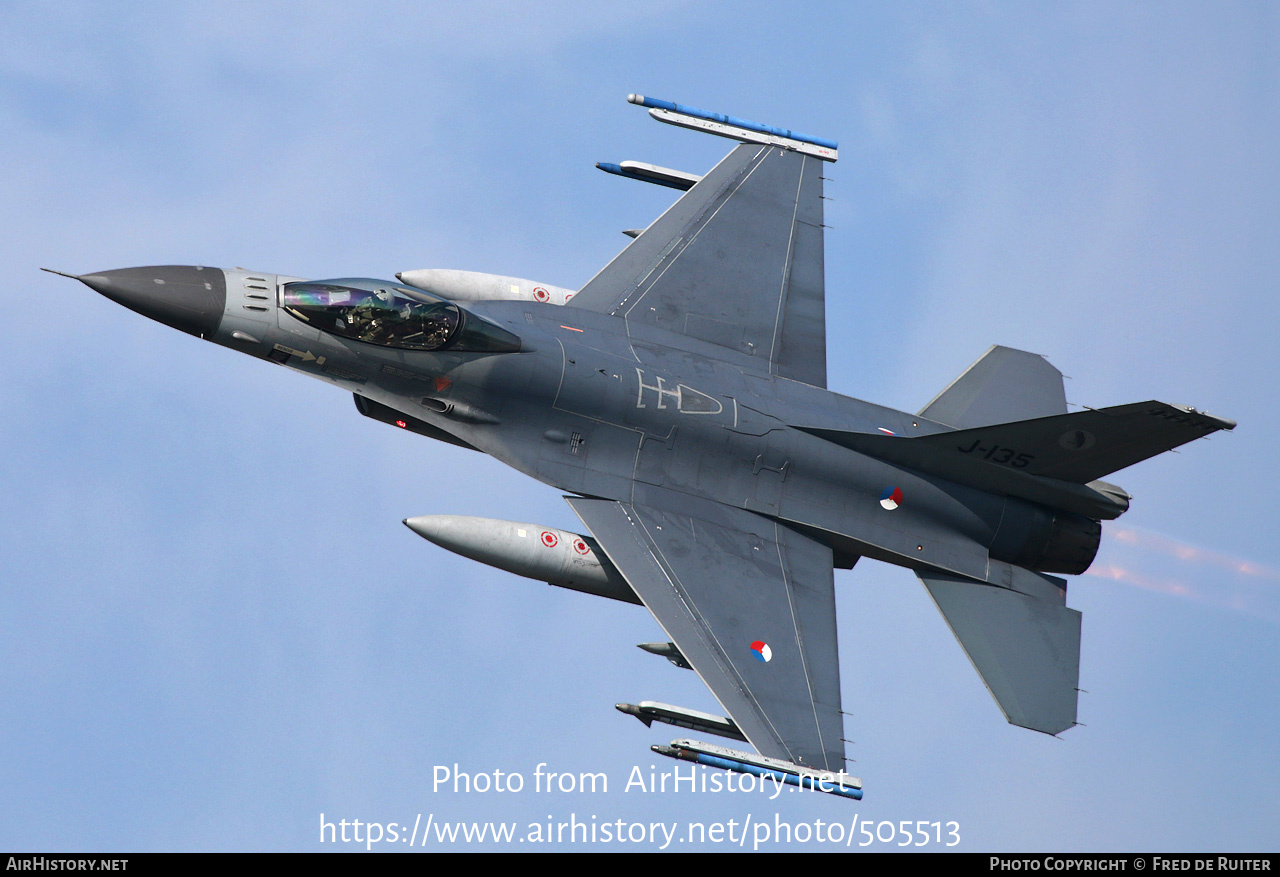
[540,530,559,548]
[572,538,590,555]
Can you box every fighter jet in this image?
[51,95,1233,799]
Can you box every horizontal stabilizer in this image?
[796,425,1128,519]
[799,401,1233,515]
[921,345,1067,429]
[918,568,1081,735]
[927,401,1234,483]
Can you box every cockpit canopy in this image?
[282,278,520,353]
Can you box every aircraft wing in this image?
[569,143,828,388]
[566,494,845,772]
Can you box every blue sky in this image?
[2,1,1276,852]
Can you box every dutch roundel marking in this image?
[879,486,903,510]
[533,286,550,302]
[1058,429,1096,451]
[572,538,590,555]
[540,530,559,548]
[750,640,772,663]
[877,427,896,436]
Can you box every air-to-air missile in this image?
[402,515,638,604]
[652,739,863,801]
[615,701,746,742]
[594,161,702,191]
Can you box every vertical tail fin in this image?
[922,345,1067,429]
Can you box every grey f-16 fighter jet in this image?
[51,95,1233,798]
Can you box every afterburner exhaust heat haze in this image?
[53,94,1234,800]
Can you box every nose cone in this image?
[78,265,226,338]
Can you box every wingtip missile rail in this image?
[626,93,838,161]
[653,739,863,801]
